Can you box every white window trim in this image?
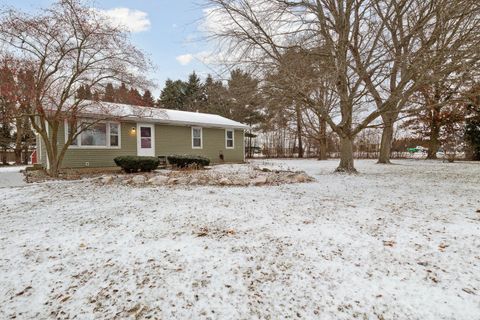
[65,120,122,149]
[108,123,121,148]
[225,129,235,149]
[191,126,203,149]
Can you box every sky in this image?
[1,0,215,97]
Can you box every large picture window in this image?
[66,120,121,148]
[192,127,202,149]
[81,122,107,146]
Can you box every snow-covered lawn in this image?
[1,159,479,319]
[0,166,27,188]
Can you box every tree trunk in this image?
[378,122,394,164]
[318,118,328,160]
[14,117,24,165]
[378,112,398,164]
[427,109,440,159]
[23,145,29,165]
[1,147,7,165]
[14,149,22,164]
[48,162,59,177]
[335,136,357,173]
[295,105,303,158]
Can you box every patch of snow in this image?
[79,100,249,129]
[0,166,27,188]
[0,159,479,319]
[0,166,26,173]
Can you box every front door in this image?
[137,124,155,157]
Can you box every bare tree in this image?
[0,0,151,176]
[203,0,382,172]
[0,57,37,164]
[263,48,336,159]
[363,0,480,163]
[204,0,480,171]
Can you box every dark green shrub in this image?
[167,154,210,168]
[114,156,160,173]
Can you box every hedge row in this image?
[114,156,160,173]
[167,154,210,168]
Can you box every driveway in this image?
[0,166,27,188]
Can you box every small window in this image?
[226,129,234,149]
[192,127,202,149]
[109,123,119,147]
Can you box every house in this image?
[37,101,248,169]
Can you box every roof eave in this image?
[124,116,249,130]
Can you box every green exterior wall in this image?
[155,125,244,164]
[39,121,244,168]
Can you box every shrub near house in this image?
[114,156,160,173]
[167,155,210,168]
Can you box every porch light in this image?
[130,127,136,135]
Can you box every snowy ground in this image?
[0,166,27,188]
[1,159,479,319]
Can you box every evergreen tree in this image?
[227,69,263,125]
[159,79,187,110]
[84,85,93,100]
[203,74,230,116]
[128,88,143,105]
[142,90,155,107]
[103,83,115,102]
[116,82,129,104]
[76,84,87,100]
[465,85,480,160]
[184,71,204,112]
[76,84,93,100]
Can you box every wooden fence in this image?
[0,150,32,164]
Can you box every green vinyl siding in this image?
[155,125,244,163]
[56,121,137,168]
[38,121,244,168]
[37,134,47,167]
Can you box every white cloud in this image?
[96,8,151,33]
[176,54,194,66]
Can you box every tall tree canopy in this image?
[0,0,151,176]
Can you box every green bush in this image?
[114,156,160,173]
[167,154,210,168]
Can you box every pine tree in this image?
[103,83,115,102]
[159,79,187,110]
[128,88,143,105]
[203,74,230,116]
[116,82,129,104]
[142,90,155,107]
[227,69,263,125]
[84,85,93,100]
[465,85,480,160]
[184,71,204,112]
[76,85,87,100]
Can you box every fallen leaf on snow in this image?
[462,288,476,295]
[438,243,449,251]
[15,286,32,296]
[383,240,396,247]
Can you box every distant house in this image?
[37,101,248,169]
